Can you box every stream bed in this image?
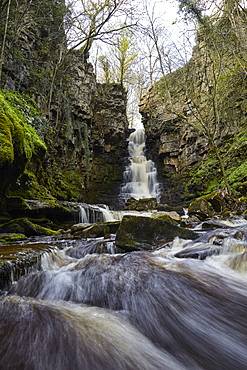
[0,217,247,369]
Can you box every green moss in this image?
[0,113,15,165]
[0,218,59,237]
[9,170,55,200]
[0,233,27,244]
[0,90,46,166]
[226,161,247,184]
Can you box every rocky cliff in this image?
[140,17,247,207]
[0,0,129,212]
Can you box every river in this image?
[0,216,247,369]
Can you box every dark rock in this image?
[175,244,220,260]
[115,215,197,252]
[188,198,215,220]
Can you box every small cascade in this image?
[79,203,116,223]
[121,128,160,202]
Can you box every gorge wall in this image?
[0,0,129,211]
[140,16,247,207]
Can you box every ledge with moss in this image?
[0,90,47,210]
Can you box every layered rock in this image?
[140,28,247,207]
[0,0,129,210]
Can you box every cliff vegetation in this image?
[140,3,247,206]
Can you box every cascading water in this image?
[79,203,117,223]
[3,219,247,369]
[121,128,160,202]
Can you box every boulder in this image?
[125,197,157,211]
[0,218,59,237]
[175,245,220,260]
[188,192,247,220]
[151,211,181,222]
[188,198,215,220]
[70,223,92,234]
[72,221,121,238]
[115,215,197,252]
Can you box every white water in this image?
[121,128,160,202]
[79,203,116,223]
[3,218,247,369]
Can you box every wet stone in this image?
[115,214,197,252]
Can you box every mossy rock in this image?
[188,198,215,220]
[188,192,247,220]
[0,233,27,244]
[79,221,121,238]
[5,196,29,216]
[0,91,47,209]
[151,212,180,223]
[125,197,158,211]
[0,218,59,237]
[115,215,197,252]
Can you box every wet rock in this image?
[115,215,197,252]
[72,221,121,238]
[124,197,158,211]
[0,218,59,237]
[188,198,215,220]
[175,244,220,260]
[70,223,92,234]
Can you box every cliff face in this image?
[0,0,129,210]
[140,24,247,207]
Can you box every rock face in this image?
[140,26,247,207]
[0,0,129,210]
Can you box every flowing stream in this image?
[121,128,160,202]
[1,217,247,369]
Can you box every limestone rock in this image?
[151,211,181,222]
[115,215,197,252]
[124,197,158,211]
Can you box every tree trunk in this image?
[0,0,11,85]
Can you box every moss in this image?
[0,218,59,237]
[152,213,178,224]
[0,233,27,244]
[9,170,55,200]
[0,90,46,166]
[0,113,15,165]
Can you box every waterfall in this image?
[121,128,160,202]
[79,203,116,223]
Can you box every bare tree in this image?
[46,0,136,116]
[0,0,11,84]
